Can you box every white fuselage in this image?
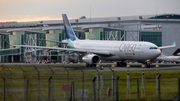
[72,40,161,62]
[157,56,180,62]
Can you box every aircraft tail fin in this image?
[62,14,79,41]
[173,48,180,56]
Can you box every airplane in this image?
[38,39,68,45]
[157,53,180,64]
[38,39,68,48]
[12,14,176,68]
[172,48,180,56]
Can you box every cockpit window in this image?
[150,47,158,49]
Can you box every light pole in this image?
[117,17,121,40]
[166,15,169,21]
[75,19,79,38]
[39,21,43,61]
[40,21,43,46]
[166,15,169,25]
[75,19,80,62]
[139,16,143,41]
[117,17,121,28]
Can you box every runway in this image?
[70,63,180,71]
[1,63,180,71]
[103,63,180,71]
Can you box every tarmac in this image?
[104,63,180,71]
[1,62,180,71]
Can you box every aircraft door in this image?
[138,44,145,59]
[140,44,145,54]
[133,44,142,59]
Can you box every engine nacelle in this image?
[82,54,100,64]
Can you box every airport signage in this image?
[77,89,89,98]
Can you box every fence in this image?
[0,64,180,101]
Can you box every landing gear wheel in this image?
[86,63,89,67]
[117,61,127,67]
[90,64,93,67]
[146,63,151,68]
[116,62,120,67]
[87,64,96,67]
[121,61,127,67]
[123,62,127,67]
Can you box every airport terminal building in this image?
[0,14,180,63]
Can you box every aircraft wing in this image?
[12,45,115,56]
[158,41,176,49]
[38,39,68,44]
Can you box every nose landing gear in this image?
[145,60,151,68]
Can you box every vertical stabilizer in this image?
[173,48,180,56]
[62,14,79,41]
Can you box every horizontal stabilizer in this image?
[158,41,176,49]
[38,39,68,44]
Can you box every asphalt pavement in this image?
[1,63,180,71]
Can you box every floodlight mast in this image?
[139,16,143,41]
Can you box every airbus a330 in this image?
[13,14,176,68]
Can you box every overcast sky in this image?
[0,0,179,22]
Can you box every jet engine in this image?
[82,54,100,64]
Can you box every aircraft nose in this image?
[156,49,161,57]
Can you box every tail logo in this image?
[63,14,76,41]
[64,24,76,41]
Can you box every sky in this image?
[0,0,180,22]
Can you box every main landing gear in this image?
[116,61,127,67]
[86,63,96,67]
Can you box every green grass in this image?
[0,64,180,101]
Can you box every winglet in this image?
[173,41,176,47]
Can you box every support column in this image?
[92,77,96,101]
[11,55,14,62]
[0,35,1,62]
[141,65,145,96]
[126,65,131,98]
[20,48,22,62]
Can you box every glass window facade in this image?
[75,32,85,40]
[140,31,162,46]
[37,34,46,46]
[85,28,125,41]
[100,31,125,40]
[0,48,22,55]
[149,14,180,19]
[0,35,10,49]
